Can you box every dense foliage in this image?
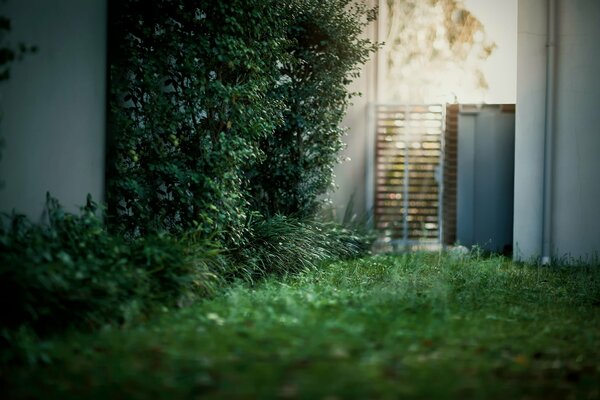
[1,0,377,363]
[0,195,222,338]
[247,1,378,217]
[0,196,369,354]
[107,0,287,241]
[107,0,378,238]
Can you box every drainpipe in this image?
[541,0,557,265]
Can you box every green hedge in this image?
[0,196,369,346]
[107,0,378,239]
[107,0,287,242]
[0,195,223,337]
[247,1,378,217]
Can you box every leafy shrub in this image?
[1,0,379,367]
[0,195,221,337]
[107,0,287,242]
[0,193,368,338]
[246,0,379,217]
[107,0,378,239]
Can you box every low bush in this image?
[0,195,222,338]
[0,196,371,342]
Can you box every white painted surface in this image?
[513,0,547,261]
[463,0,518,104]
[551,0,600,261]
[379,0,517,104]
[331,1,378,221]
[0,0,107,220]
[514,0,600,262]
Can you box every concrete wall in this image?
[514,0,600,262]
[0,0,107,220]
[513,0,547,260]
[457,106,515,252]
[331,0,378,222]
[551,0,600,261]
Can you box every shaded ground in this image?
[5,253,600,399]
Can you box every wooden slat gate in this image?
[374,104,444,246]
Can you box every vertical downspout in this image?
[541,0,557,265]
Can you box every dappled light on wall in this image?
[383,0,496,104]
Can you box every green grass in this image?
[4,252,600,399]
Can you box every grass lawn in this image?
[5,252,600,399]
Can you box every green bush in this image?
[247,0,379,217]
[0,195,221,337]
[107,0,378,239]
[107,0,287,242]
[0,0,379,366]
[0,195,366,341]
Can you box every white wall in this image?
[551,0,600,261]
[0,0,107,220]
[463,0,518,104]
[331,1,378,221]
[514,0,600,262]
[513,0,547,260]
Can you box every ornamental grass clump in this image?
[234,214,369,281]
